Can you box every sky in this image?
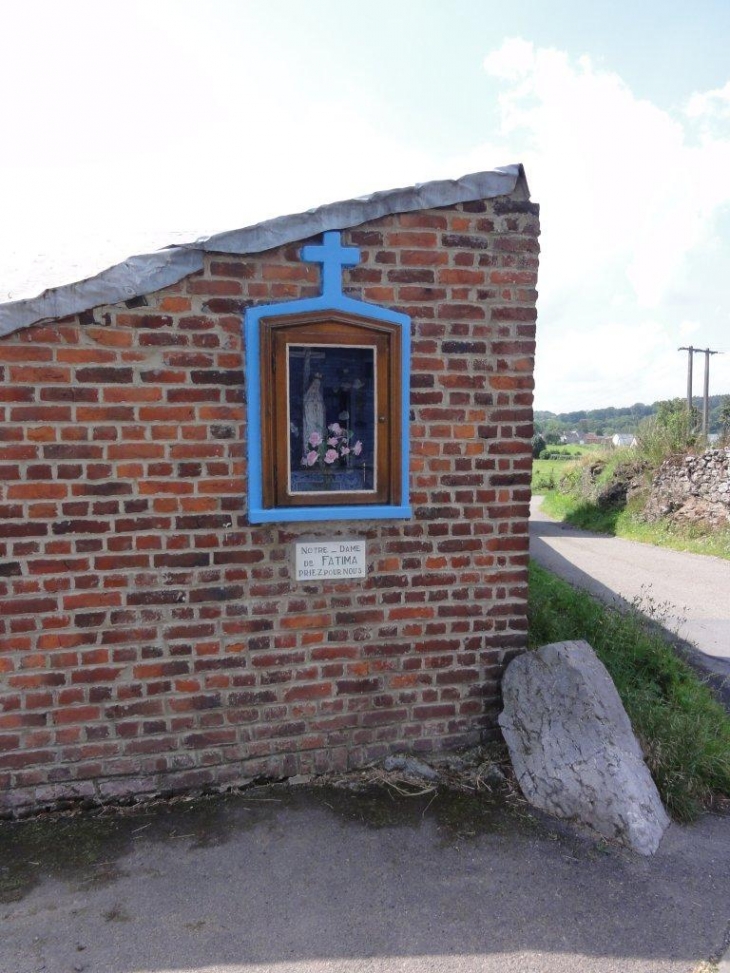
[2,0,730,414]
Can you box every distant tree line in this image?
[535,394,730,439]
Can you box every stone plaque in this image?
[295,540,366,581]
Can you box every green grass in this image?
[535,443,730,560]
[532,447,602,492]
[528,562,730,821]
[540,491,730,561]
[540,444,590,458]
[531,459,561,492]
[541,491,623,534]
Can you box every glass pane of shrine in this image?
[286,344,376,495]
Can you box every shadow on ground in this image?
[2,783,730,973]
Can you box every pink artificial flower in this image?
[306,450,318,466]
[327,436,339,447]
[352,441,363,456]
[340,446,350,455]
[323,449,338,464]
[308,431,323,447]
[328,422,342,435]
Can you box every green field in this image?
[531,445,602,492]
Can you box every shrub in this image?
[539,447,575,460]
[531,464,556,492]
[636,399,699,467]
[531,433,546,459]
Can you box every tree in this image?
[720,396,730,443]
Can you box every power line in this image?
[678,346,723,436]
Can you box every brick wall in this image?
[0,196,539,816]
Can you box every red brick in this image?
[386,231,438,247]
[0,346,53,362]
[279,613,331,630]
[8,365,71,383]
[103,387,162,403]
[53,706,100,725]
[400,250,449,267]
[0,190,538,816]
[159,296,192,312]
[284,683,332,702]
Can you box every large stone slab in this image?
[499,640,670,855]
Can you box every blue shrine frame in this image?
[245,231,412,524]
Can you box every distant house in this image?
[612,433,637,448]
[583,433,612,446]
[561,431,581,444]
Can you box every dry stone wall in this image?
[0,196,539,816]
[644,447,730,526]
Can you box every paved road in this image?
[530,497,730,679]
[1,784,730,973]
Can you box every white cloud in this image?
[473,39,730,411]
[2,14,729,416]
[686,80,730,122]
[678,320,701,339]
[0,2,437,302]
[537,319,681,409]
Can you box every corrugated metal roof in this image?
[0,165,527,338]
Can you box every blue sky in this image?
[2,0,729,412]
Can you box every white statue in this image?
[303,373,325,448]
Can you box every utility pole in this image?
[678,346,694,414]
[700,348,720,437]
[679,346,722,437]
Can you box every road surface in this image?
[530,497,730,683]
[2,783,730,973]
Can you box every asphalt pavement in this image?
[530,496,730,694]
[1,784,730,973]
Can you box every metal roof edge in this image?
[0,165,527,338]
[0,250,205,338]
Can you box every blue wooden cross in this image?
[301,231,360,301]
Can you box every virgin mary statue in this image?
[303,373,325,447]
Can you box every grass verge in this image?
[531,459,560,493]
[528,561,730,822]
[541,491,730,560]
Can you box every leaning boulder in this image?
[499,640,670,855]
